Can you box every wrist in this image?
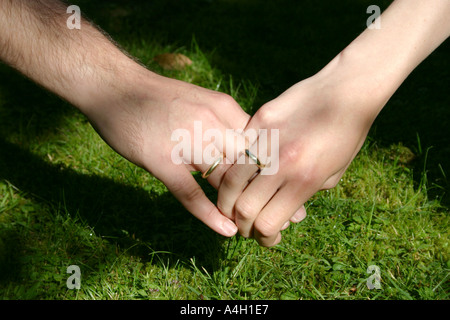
[314,0,450,122]
[74,57,160,118]
[312,46,394,123]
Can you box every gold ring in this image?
[245,149,265,168]
[202,155,223,179]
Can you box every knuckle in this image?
[216,93,237,107]
[180,184,205,203]
[254,216,279,238]
[203,204,217,221]
[281,146,302,165]
[257,233,281,247]
[168,177,185,194]
[221,166,243,190]
[253,104,277,125]
[207,92,238,112]
[235,198,256,221]
[217,199,231,218]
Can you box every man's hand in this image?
[0,0,250,237]
[85,72,250,237]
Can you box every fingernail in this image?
[223,220,238,236]
[291,210,305,223]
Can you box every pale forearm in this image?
[0,0,151,113]
[220,0,450,246]
[316,0,450,118]
[351,0,450,81]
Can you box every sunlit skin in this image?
[217,0,450,246]
[0,0,249,237]
[0,0,449,247]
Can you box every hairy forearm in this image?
[317,0,450,118]
[0,0,152,112]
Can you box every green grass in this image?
[0,0,448,300]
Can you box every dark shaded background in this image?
[0,0,448,260]
[55,0,450,204]
[85,0,447,203]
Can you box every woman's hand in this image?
[0,0,252,237]
[217,0,450,247]
[217,68,383,246]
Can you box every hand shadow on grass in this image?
[1,1,448,287]
[0,137,226,276]
[0,63,227,289]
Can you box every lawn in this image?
[0,0,448,300]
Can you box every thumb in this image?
[164,166,238,237]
